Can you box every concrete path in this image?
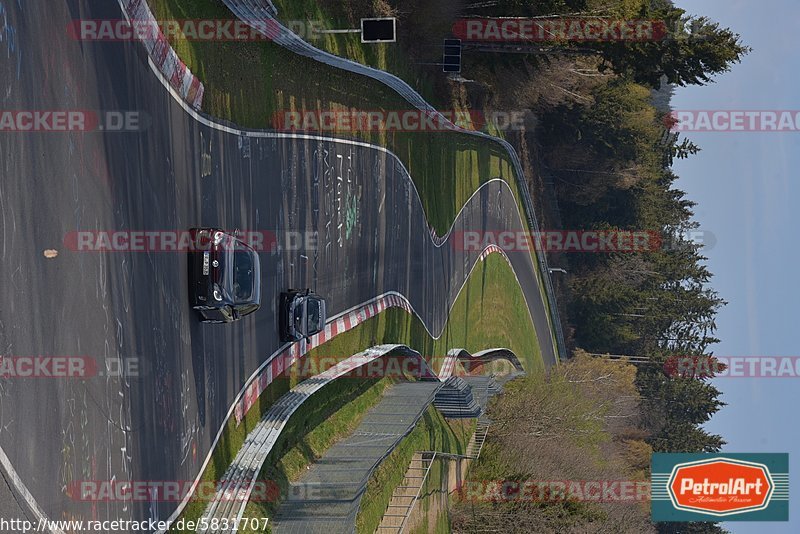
[272,381,441,534]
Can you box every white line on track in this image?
[0,2,548,531]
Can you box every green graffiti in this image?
[345,194,359,239]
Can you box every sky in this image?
[671,1,799,531]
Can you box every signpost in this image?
[442,38,462,72]
[361,18,396,43]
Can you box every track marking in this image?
[0,2,552,531]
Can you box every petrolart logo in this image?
[651,453,789,521]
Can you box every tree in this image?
[666,137,701,166]
[649,421,725,453]
[593,10,751,88]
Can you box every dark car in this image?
[279,289,327,341]
[188,228,261,323]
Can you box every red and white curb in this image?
[120,0,204,108]
[234,244,509,424]
[438,350,460,380]
[234,293,410,424]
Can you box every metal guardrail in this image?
[194,346,521,532]
[196,344,436,533]
[221,0,568,363]
[380,369,516,532]
[447,347,526,375]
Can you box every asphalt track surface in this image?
[0,0,554,530]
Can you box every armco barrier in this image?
[234,293,411,424]
[198,344,520,533]
[440,348,525,379]
[221,0,566,361]
[120,0,204,109]
[233,244,510,425]
[200,344,438,532]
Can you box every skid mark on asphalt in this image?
[344,193,359,240]
[307,144,361,293]
[0,1,22,98]
[180,369,198,466]
[64,384,128,521]
[0,170,8,261]
[200,131,212,178]
[0,355,14,438]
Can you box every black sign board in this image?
[361,18,396,43]
[443,38,462,73]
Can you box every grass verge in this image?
[148,0,524,236]
[267,0,444,108]
[236,374,400,532]
[171,253,542,531]
[355,407,473,534]
[141,1,553,529]
[150,0,558,359]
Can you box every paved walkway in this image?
[272,381,441,534]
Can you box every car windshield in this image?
[307,299,322,333]
[231,244,255,302]
[293,301,305,335]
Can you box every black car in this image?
[279,289,327,341]
[188,228,261,323]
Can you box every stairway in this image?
[375,452,435,533]
[432,377,482,418]
[465,418,491,459]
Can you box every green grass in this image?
[148,0,528,236]
[145,2,553,530]
[151,0,558,357]
[268,0,444,108]
[168,253,543,531]
[411,509,451,534]
[394,254,545,375]
[169,377,291,529]
[237,374,399,532]
[355,407,473,534]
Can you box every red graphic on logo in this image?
[668,459,773,515]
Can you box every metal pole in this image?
[313,28,361,34]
